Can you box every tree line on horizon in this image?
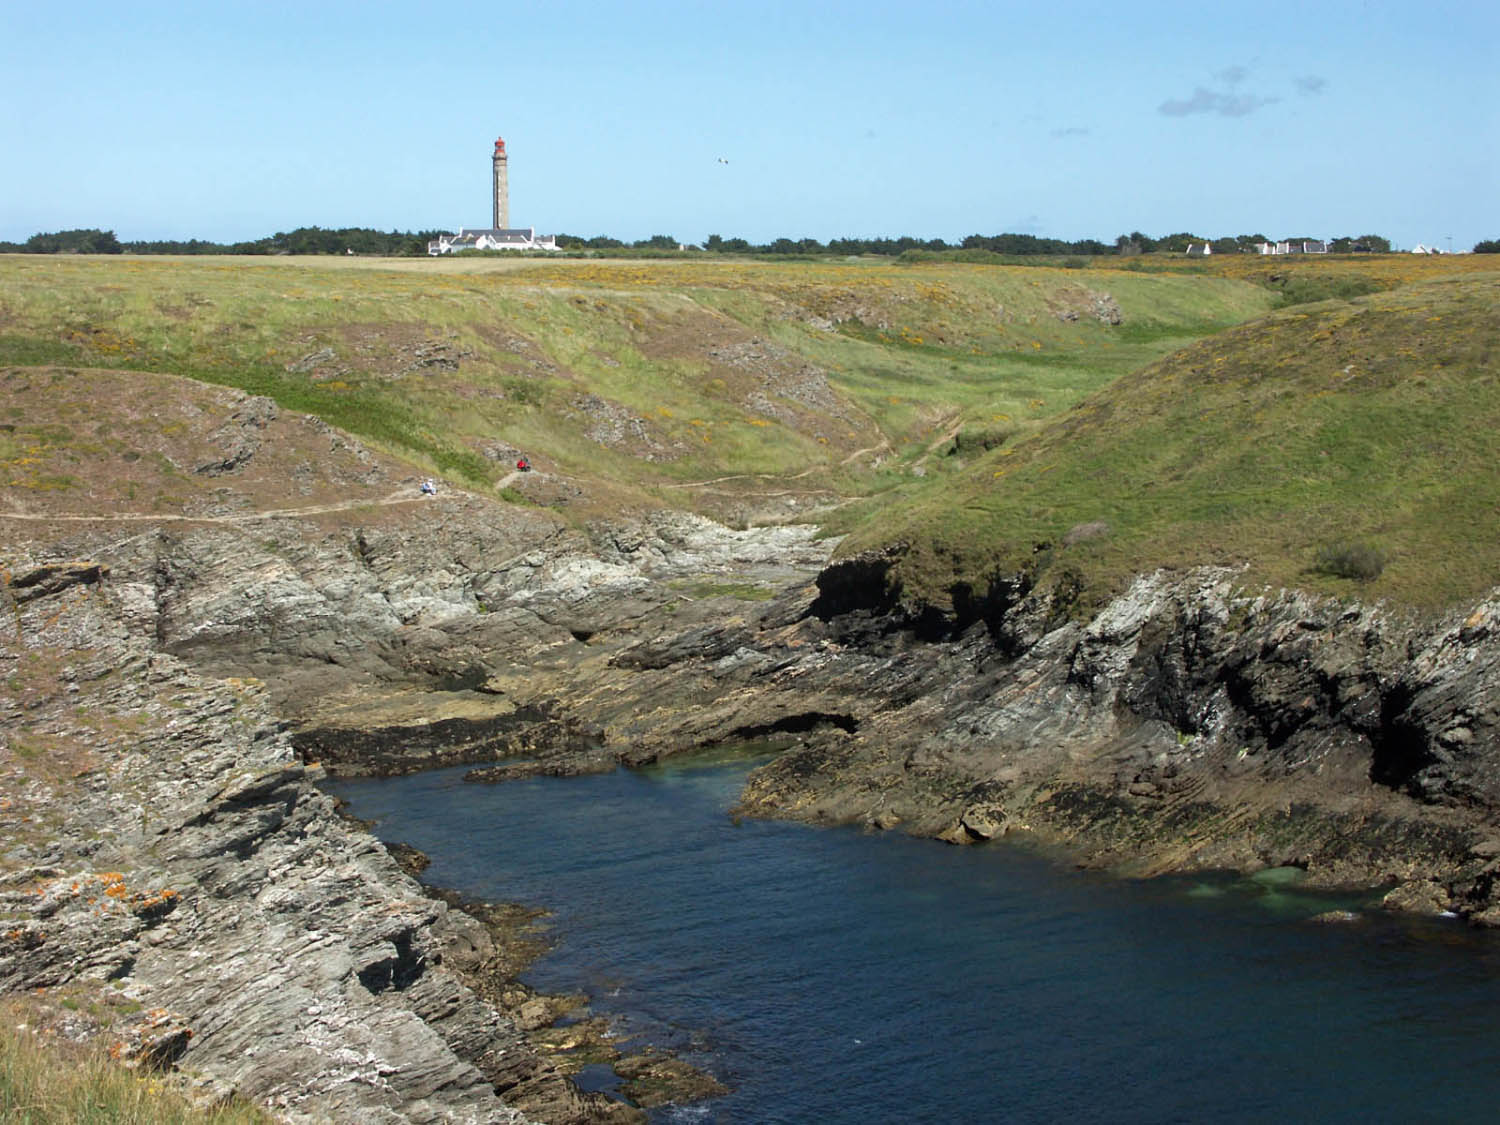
[552,230,1404,255]
[5,226,1493,258]
[0,227,445,257]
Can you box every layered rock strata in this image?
[0,554,631,1123]
[504,547,1500,919]
[1,495,829,1122]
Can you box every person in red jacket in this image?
[516,457,530,472]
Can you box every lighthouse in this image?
[492,136,509,231]
[425,135,558,254]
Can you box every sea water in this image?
[327,749,1500,1124]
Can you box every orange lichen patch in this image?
[108,1007,195,1069]
[62,325,142,359]
[130,888,180,920]
[43,872,181,918]
[2,927,45,949]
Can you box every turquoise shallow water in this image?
[327,751,1500,1124]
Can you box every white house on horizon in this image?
[427,227,559,255]
[1254,240,1329,255]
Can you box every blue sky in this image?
[2,0,1495,248]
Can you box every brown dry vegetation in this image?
[0,366,411,519]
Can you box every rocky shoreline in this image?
[0,483,833,1122]
[284,533,1500,927]
[381,847,728,1114]
[7,390,1500,1119]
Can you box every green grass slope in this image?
[840,271,1500,613]
[0,255,1271,520]
[7,253,1492,612]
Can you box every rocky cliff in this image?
[7,375,1500,1121]
[728,557,1500,919]
[0,477,832,1120]
[0,373,816,1121]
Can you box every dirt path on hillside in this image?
[0,490,442,524]
[660,468,821,490]
[660,440,891,492]
[0,457,871,524]
[911,416,964,470]
[840,439,892,466]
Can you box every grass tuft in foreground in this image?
[0,1024,268,1125]
[1312,541,1387,582]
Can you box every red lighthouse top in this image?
[494,136,506,154]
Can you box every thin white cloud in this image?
[1160,63,1284,119]
[1159,86,1280,118]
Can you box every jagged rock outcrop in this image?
[0,554,633,1123]
[709,566,1500,913]
[0,490,831,1121]
[350,540,1500,920]
[224,503,1500,921]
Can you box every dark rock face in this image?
[294,701,604,778]
[6,559,109,603]
[719,571,1500,914]
[805,548,903,621]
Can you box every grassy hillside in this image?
[837,268,1500,613]
[3,251,1495,611]
[0,255,1271,520]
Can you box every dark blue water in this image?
[327,750,1500,1124]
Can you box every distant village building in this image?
[428,136,560,255]
[1254,240,1330,255]
[429,228,558,253]
[1409,243,1444,255]
[1184,242,1212,257]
